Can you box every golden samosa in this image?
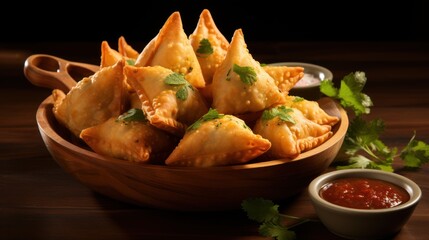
[165,108,271,167]
[52,59,126,138]
[118,36,139,60]
[283,95,340,126]
[263,65,304,95]
[100,41,124,68]
[253,105,333,159]
[80,108,179,164]
[189,9,229,101]
[134,11,206,88]
[124,65,209,137]
[211,29,284,115]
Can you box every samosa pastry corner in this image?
[124,65,209,137]
[80,108,179,164]
[165,108,271,167]
[211,29,284,115]
[253,105,333,159]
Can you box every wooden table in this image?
[1,41,429,240]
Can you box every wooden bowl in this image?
[27,54,349,211]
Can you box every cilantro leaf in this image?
[196,38,214,57]
[323,71,429,172]
[242,198,281,224]
[187,108,225,131]
[320,71,373,116]
[233,64,257,85]
[164,72,188,85]
[126,59,136,66]
[336,155,394,172]
[400,133,429,168]
[242,198,316,240]
[116,108,146,122]
[259,222,296,240]
[261,106,296,124]
[164,72,191,100]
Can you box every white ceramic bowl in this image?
[308,169,421,240]
[269,62,333,100]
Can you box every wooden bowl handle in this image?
[23,54,100,93]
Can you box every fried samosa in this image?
[165,108,271,167]
[100,41,124,68]
[118,36,139,60]
[211,29,285,115]
[134,11,206,88]
[283,96,340,126]
[263,65,304,94]
[253,105,333,159]
[52,59,126,138]
[189,9,229,101]
[80,109,179,164]
[124,65,209,137]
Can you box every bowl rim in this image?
[36,94,348,171]
[308,169,422,213]
[268,62,333,88]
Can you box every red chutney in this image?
[319,177,410,209]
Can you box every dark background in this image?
[2,0,428,86]
[3,1,428,44]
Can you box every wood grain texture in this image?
[34,94,347,211]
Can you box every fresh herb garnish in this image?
[262,106,296,124]
[233,63,257,85]
[292,96,304,102]
[321,71,372,116]
[164,72,192,100]
[196,38,214,57]
[187,108,225,131]
[242,198,317,240]
[321,71,429,171]
[116,108,146,122]
[126,59,136,66]
[243,71,429,240]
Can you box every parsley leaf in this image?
[196,38,214,57]
[187,108,225,131]
[164,72,188,85]
[322,71,429,172]
[262,106,295,124]
[126,59,136,66]
[164,72,191,100]
[116,108,146,122]
[320,71,372,116]
[259,222,296,240]
[242,198,316,240]
[400,133,429,168]
[233,64,257,85]
[242,198,281,223]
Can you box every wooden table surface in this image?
[1,41,429,240]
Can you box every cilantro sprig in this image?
[243,71,429,240]
[232,64,257,85]
[321,71,429,171]
[242,198,317,240]
[116,108,146,123]
[164,72,193,100]
[187,108,225,131]
[196,38,214,57]
[262,105,296,124]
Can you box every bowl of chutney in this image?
[308,169,421,240]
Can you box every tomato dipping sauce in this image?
[319,177,410,209]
